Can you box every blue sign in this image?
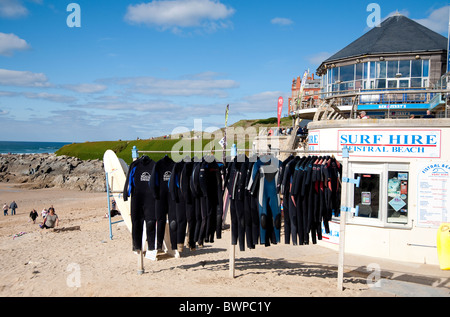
[358,104,430,111]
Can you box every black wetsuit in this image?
[246,157,260,248]
[181,160,196,250]
[227,155,248,251]
[150,156,176,250]
[123,155,156,252]
[169,160,188,251]
[198,157,224,245]
[190,160,203,246]
[281,156,300,244]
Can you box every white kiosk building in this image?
[296,15,450,266]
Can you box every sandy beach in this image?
[1,181,447,299]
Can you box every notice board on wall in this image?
[417,162,450,228]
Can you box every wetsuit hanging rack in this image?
[228,146,353,293]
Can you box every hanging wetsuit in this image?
[123,155,156,252]
[291,156,313,245]
[150,155,176,251]
[248,155,281,246]
[281,156,300,244]
[225,157,239,249]
[169,160,187,252]
[181,160,196,250]
[236,155,254,250]
[278,155,293,244]
[309,157,324,244]
[190,159,203,246]
[198,156,224,245]
[246,156,260,247]
[228,154,249,251]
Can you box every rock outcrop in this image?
[0,154,106,192]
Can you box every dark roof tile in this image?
[324,15,448,63]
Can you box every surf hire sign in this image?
[337,129,442,158]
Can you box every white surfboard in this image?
[103,150,132,232]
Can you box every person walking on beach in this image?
[9,201,17,216]
[3,203,8,216]
[29,209,38,224]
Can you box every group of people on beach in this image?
[2,200,59,229]
[3,201,17,216]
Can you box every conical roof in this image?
[323,14,448,63]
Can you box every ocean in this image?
[0,141,71,154]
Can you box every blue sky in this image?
[0,0,449,142]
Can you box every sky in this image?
[0,0,449,142]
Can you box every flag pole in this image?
[223,104,229,163]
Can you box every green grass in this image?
[56,138,237,164]
[55,116,283,163]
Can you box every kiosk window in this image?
[387,171,409,224]
[354,174,380,219]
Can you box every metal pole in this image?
[337,146,349,291]
[131,146,145,274]
[105,172,113,240]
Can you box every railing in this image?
[291,87,449,114]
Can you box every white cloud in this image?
[23,92,77,103]
[271,17,293,26]
[111,74,239,97]
[415,6,450,34]
[75,100,183,113]
[0,0,28,18]
[234,91,288,113]
[0,32,30,56]
[124,0,235,32]
[0,69,50,87]
[62,83,108,94]
[0,91,18,97]
[307,51,332,66]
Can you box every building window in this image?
[411,78,422,87]
[325,59,430,93]
[354,173,380,219]
[348,163,410,227]
[388,61,398,78]
[387,171,409,224]
[411,60,422,77]
[423,60,429,77]
[399,60,411,77]
[340,65,355,82]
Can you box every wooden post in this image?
[337,146,349,291]
[229,244,235,278]
[137,250,144,275]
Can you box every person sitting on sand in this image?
[29,209,38,224]
[40,208,59,229]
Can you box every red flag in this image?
[277,97,284,128]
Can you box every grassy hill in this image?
[56,138,217,165]
[55,116,293,163]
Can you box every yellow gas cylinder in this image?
[437,223,450,270]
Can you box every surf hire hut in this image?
[310,14,450,266]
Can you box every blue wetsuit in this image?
[248,155,281,246]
